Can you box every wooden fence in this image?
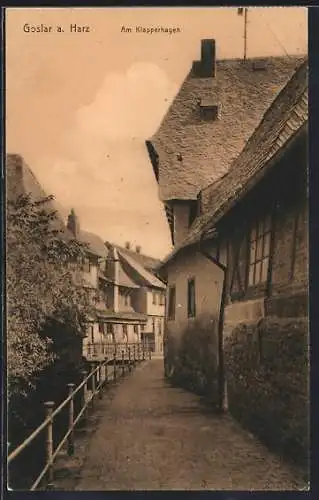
[8,342,151,491]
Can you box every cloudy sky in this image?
[6,7,307,258]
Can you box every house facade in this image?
[152,57,308,464]
[105,242,166,354]
[155,55,308,387]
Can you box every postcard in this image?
[5,6,308,492]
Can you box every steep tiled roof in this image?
[110,243,161,271]
[158,59,308,270]
[78,230,108,259]
[118,250,166,289]
[146,51,305,203]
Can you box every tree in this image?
[7,192,93,400]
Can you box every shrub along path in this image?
[54,359,306,491]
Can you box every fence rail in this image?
[8,342,151,491]
[83,341,148,360]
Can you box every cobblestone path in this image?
[54,359,306,491]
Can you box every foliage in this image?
[7,193,93,400]
[165,315,219,404]
[224,317,309,469]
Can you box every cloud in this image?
[34,62,176,258]
[74,62,178,143]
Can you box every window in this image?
[159,319,163,336]
[122,324,128,335]
[248,214,271,286]
[187,278,196,318]
[98,322,104,334]
[88,325,94,343]
[152,318,156,332]
[152,291,157,305]
[167,286,176,320]
[199,100,219,121]
[124,294,131,307]
[81,257,91,273]
[106,324,113,334]
[134,325,139,335]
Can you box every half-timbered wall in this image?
[221,130,307,325]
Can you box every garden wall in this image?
[224,317,309,469]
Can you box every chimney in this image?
[125,241,131,250]
[67,208,80,238]
[192,39,216,78]
[136,245,141,254]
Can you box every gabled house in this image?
[146,39,305,248]
[105,242,166,353]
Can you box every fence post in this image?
[91,361,96,409]
[121,350,125,377]
[113,352,117,381]
[44,401,55,490]
[104,357,108,385]
[81,370,88,420]
[149,347,152,360]
[67,383,75,456]
[128,347,131,372]
[142,342,145,361]
[133,345,136,366]
[98,362,103,399]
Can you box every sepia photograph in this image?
[5,6,309,491]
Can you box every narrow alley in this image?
[53,359,305,491]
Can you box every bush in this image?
[224,317,309,469]
[165,315,219,405]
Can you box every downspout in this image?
[198,228,227,413]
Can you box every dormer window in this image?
[199,99,219,121]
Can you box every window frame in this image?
[187,277,196,318]
[106,323,113,334]
[152,291,157,305]
[167,285,176,320]
[247,214,272,288]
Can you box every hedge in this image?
[165,315,219,405]
[224,317,309,470]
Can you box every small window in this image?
[122,324,128,334]
[88,325,94,343]
[159,320,163,336]
[134,325,139,334]
[106,324,113,334]
[167,286,176,320]
[187,278,196,318]
[199,100,219,121]
[248,214,272,286]
[98,322,104,334]
[81,257,91,273]
[152,291,157,305]
[123,293,131,307]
